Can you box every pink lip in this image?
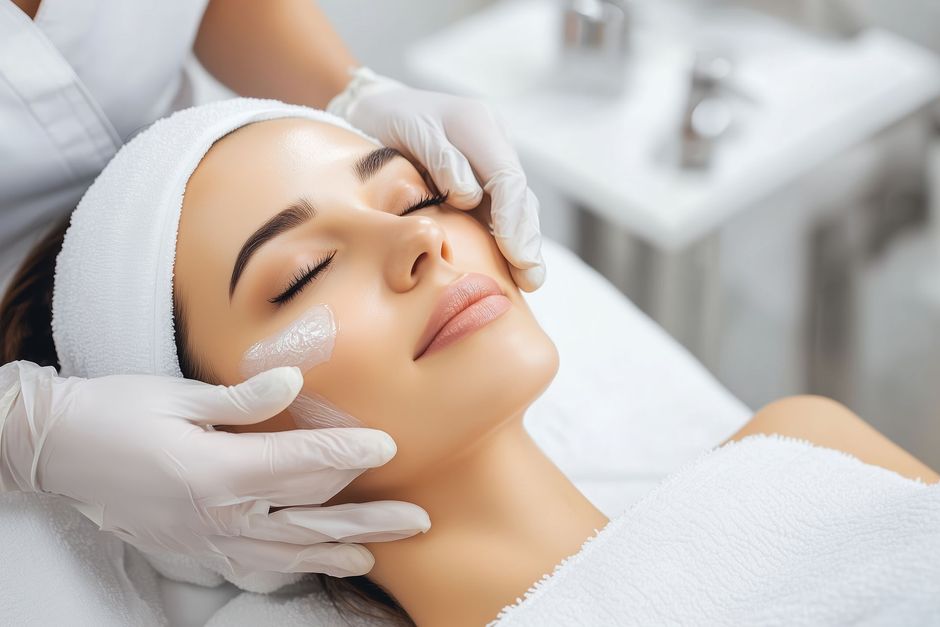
[414,273,512,360]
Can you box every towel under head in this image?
[51,98,378,380]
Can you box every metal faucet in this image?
[679,51,734,169]
[558,0,632,96]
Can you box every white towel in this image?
[0,491,166,626]
[493,434,940,626]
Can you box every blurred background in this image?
[198,0,940,467]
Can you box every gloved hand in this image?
[0,360,429,578]
[328,67,546,291]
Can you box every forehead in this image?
[183,118,379,220]
[177,119,381,288]
[192,117,377,183]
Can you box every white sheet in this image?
[0,239,751,626]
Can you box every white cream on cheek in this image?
[240,304,337,377]
[240,304,361,429]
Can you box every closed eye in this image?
[397,191,449,217]
[269,250,336,305]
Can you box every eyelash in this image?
[269,251,336,305]
[396,191,449,217]
[270,191,449,306]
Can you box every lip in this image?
[414,273,512,360]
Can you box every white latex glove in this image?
[329,67,546,291]
[0,361,429,578]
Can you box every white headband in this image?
[51,98,379,379]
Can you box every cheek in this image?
[299,293,438,493]
[298,285,415,433]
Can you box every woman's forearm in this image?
[194,0,359,109]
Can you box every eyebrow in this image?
[354,146,405,183]
[229,198,316,300]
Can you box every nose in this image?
[384,216,453,293]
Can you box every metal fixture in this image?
[558,0,632,95]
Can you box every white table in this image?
[405,0,940,388]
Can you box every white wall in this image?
[852,0,940,53]
[317,0,496,80]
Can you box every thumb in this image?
[184,367,304,427]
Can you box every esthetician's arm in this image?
[194,0,546,290]
[194,0,354,110]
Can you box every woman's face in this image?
[175,118,558,497]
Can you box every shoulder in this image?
[726,395,939,484]
[737,395,863,442]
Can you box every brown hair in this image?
[0,218,66,367]
[0,216,412,626]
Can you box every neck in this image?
[365,418,609,626]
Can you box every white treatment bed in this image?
[0,239,750,626]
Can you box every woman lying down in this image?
[2,99,939,627]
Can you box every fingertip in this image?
[369,429,398,463]
[281,366,304,395]
[373,502,432,537]
[447,182,484,208]
[327,428,398,468]
[510,262,546,292]
[339,544,376,577]
[317,544,375,577]
[529,264,547,290]
[245,366,303,397]
[416,508,432,534]
[255,367,304,409]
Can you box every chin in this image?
[488,324,559,413]
[434,308,559,429]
